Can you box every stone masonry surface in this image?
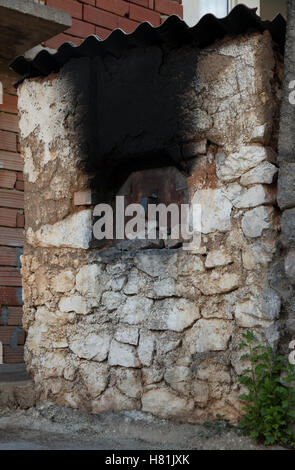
[18,31,282,422]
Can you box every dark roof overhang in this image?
[10,4,286,83]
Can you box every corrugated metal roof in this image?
[10,4,286,80]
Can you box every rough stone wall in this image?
[276,0,295,356]
[18,31,282,422]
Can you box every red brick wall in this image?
[44,0,183,49]
[0,76,25,364]
[0,0,183,364]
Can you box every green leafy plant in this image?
[238,330,295,447]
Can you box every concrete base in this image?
[0,364,31,383]
[0,364,36,409]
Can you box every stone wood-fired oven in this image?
[13,7,285,422]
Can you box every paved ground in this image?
[0,403,285,450]
[0,364,31,383]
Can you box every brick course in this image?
[0,85,24,364]
[155,0,182,16]
[44,0,182,47]
[0,208,17,228]
[0,248,19,266]
[47,0,83,19]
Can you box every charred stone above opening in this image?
[12,5,285,202]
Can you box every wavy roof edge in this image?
[10,4,286,81]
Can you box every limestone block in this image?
[114,368,143,399]
[64,366,76,381]
[80,362,109,398]
[225,227,247,249]
[235,291,280,327]
[26,308,70,352]
[92,387,138,414]
[241,206,274,238]
[50,270,75,293]
[197,272,240,295]
[123,270,147,295]
[108,340,140,368]
[148,299,200,332]
[177,253,205,275]
[115,325,139,346]
[205,248,232,268]
[216,146,270,182]
[201,294,235,320]
[233,185,275,208]
[40,351,67,378]
[101,291,125,311]
[240,162,277,186]
[242,247,257,270]
[39,306,73,326]
[108,275,127,292]
[142,388,194,420]
[196,362,231,383]
[76,264,103,297]
[120,296,153,324]
[69,331,111,361]
[59,295,90,315]
[164,366,191,386]
[224,182,243,202]
[26,210,92,249]
[135,252,178,278]
[138,332,155,366]
[142,367,164,385]
[191,189,232,234]
[150,278,176,299]
[31,268,52,304]
[189,319,234,353]
[192,380,209,406]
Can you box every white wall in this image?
[182,0,199,26]
[260,0,286,19]
[183,0,260,27]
